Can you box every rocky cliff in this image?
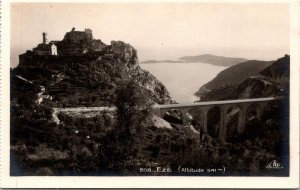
[198,55,289,101]
[13,29,172,106]
[195,60,273,97]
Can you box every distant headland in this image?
[141,54,248,67]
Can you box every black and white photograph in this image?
[1,0,299,188]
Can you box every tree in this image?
[113,79,153,146]
[98,79,154,170]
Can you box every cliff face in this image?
[200,77,280,101]
[13,29,172,106]
[199,55,289,101]
[195,60,273,97]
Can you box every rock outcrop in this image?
[56,28,106,55]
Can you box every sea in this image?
[140,62,227,103]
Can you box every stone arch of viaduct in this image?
[152,97,282,142]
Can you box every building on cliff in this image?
[84,28,93,40]
[33,33,58,56]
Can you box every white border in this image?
[1,0,299,188]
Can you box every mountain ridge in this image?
[140,54,248,66]
[179,54,248,66]
[140,60,185,64]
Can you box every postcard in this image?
[0,0,299,188]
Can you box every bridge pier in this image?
[219,105,231,142]
[218,108,225,142]
[200,106,209,134]
[238,104,248,134]
[255,102,268,120]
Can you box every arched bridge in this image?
[152,97,284,142]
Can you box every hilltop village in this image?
[12,28,171,106]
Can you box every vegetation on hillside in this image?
[11,81,289,176]
[196,60,273,97]
[198,55,289,101]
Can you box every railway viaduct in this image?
[152,97,283,142]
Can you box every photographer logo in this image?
[266,160,283,169]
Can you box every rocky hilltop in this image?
[12,28,172,106]
[56,28,106,55]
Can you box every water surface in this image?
[140,62,227,103]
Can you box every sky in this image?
[11,3,290,67]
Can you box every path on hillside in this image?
[52,106,116,124]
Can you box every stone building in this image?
[33,33,58,56]
[51,43,58,55]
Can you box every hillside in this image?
[199,55,289,101]
[178,54,248,66]
[260,55,290,80]
[195,60,273,97]
[12,28,172,106]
